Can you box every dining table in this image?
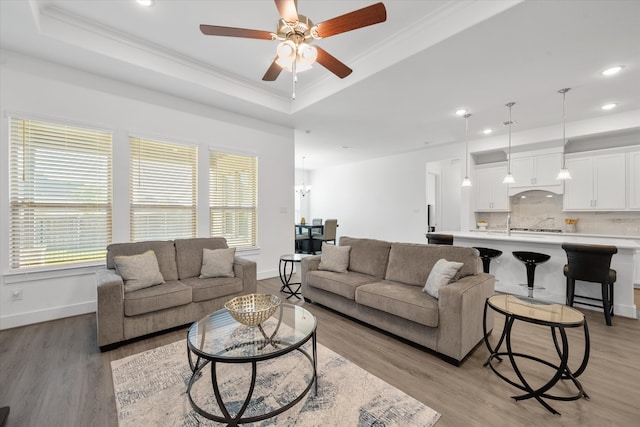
[296,223,324,254]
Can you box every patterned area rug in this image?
[112,338,440,426]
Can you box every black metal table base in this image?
[279,257,302,300]
[483,300,590,415]
[187,327,317,425]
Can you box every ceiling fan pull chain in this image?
[292,59,297,100]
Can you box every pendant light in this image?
[295,156,311,196]
[556,88,572,180]
[461,113,472,187]
[502,102,515,184]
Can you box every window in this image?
[130,137,197,241]
[9,118,112,269]
[210,151,257,248]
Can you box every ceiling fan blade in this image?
[314,2,387,38]
[274,0,298,23]
[200,25,273,40]
[262,57,283,81]
[315,46,352,79]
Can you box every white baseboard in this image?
[258,269,279,280]
[0,301,96,330]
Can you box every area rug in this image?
[111,338,441,426]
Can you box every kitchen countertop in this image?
[448,231,640,250]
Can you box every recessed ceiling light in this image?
[601,103,617,111]
[136,0,153,6]
[602,66,623,76]
[455,109,467,116]
[520,195,526,199]
[546,194,553,198]
[483,128,493,135]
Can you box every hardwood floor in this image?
[1,277,638,426]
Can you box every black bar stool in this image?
[474,247,503,274]
[426,233,453,245]
[513,251,550,298]
[562,243,617,326]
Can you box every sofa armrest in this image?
[301,255,321,282]
[436,272,495,362]
[96,267,125,348]
[233,257,257,294]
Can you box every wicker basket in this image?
[224,294,281,326]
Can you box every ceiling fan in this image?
[200,0,387,83]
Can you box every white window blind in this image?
[130,137,197,241]
[210,151,258,248]
[9,117,113,269]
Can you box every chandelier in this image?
[295,156,311,197]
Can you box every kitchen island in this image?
[446,231,639,319]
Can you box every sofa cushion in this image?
[385,243,479,287]
[423,259,464,299]
[306,270,379,300]
[123,280,192,316]
[114,250,165,293]
[199,248,236,278]
[175,237,229,279]
[107,240,178,281]
[356,281,439,327]
[339,237,391,278]
[318,243,351,273]
[180,276,244,302]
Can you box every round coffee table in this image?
[186,302,317,424]
[483,294,590,415]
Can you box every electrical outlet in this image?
[12,288,23,301]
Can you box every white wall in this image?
[0,51,295,330]
[308,143,467,244]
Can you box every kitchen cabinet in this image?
[510,153,562,189]
[629,150,640,209]
[563,153,626,210]
[475,164,509,211]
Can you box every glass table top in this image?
[488,294,584,326]
[188,303,316,360]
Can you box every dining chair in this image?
[311,218,323,236]
[562,242,617,326]
[312,219,338,253]
[295,225,307,253]
[426,233,454,245]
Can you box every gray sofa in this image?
[96,237,257,350]
[301,236,495,364]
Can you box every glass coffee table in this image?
[483,294,590,415]
[187,303,317,424]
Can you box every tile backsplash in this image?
[476,190,640,236]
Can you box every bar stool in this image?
[562,243,617,326]
[512,251,550,298]
[426,233,454,245]
[474,247,503,274]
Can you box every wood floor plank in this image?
[0,277,638,426]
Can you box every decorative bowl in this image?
[224,294,281,326]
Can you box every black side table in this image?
[483,294,590,415]
[279,254,303,299]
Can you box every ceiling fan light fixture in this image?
[298,43,317,65]
[276,40,296,63]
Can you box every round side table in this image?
[279,254,303,299]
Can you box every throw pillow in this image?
[199,247,236,278]
[318,243,351,273]
[423,258,464,299]
[114,250,165,293]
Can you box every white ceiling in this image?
[1,0,639,169]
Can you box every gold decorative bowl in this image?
[224,294,281,326]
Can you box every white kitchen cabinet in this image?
[629,151,640,209]
[564,153,626,210]
[510,153,562,188]
[475,164,509,211]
